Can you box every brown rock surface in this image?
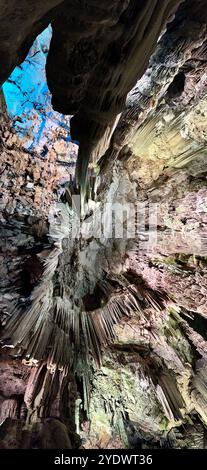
[0,0,207,451]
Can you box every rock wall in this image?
[0,0,207,450]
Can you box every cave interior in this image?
[0,0,207,450]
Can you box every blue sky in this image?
[2,27,72,150]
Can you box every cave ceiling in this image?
[0,0,207,451]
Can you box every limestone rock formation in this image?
[0,0,182,193]
[0,0,207,450]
